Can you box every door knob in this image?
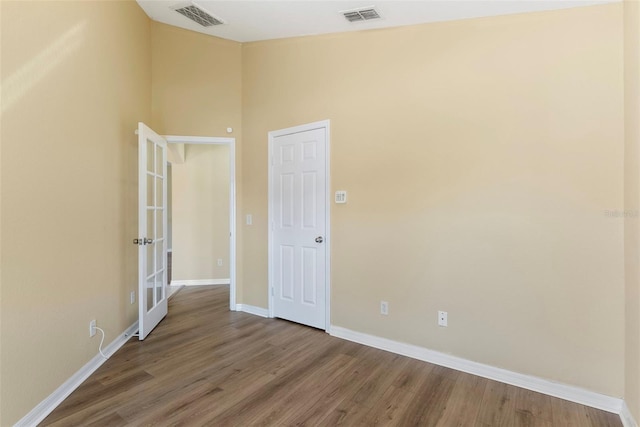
[144,237,154,245]
[315,236,324,243]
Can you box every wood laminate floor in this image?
[41,286,622,426]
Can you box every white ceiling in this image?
[136,0,617,43]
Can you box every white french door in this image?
[137,122,168,340]
[269,122,329,330]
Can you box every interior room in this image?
[1,0,639,425]
[169,142,231,287]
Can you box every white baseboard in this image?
[329,326,624,415]
[236,304,269,318]
[170,278,230,286]
[167,284,184,299]
[15,321,139,427]
[621,401,639,427]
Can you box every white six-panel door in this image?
[270,123,328,329]
[137,122,168,340]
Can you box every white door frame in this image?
[268,120,331,331]
[164,135,237,311]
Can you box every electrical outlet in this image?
[130,291,136,305]
[246,214,253,225]
[438,311,448,327]
[380,301,389,315]
[89,320,97,337]
[217,259,223,266]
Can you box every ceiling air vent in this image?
[342,7,381,22]
[174,4,224,27]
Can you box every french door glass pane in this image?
[147,174,154,207]
[147,208,154,242]
[147,283,154,311]
[156,177,163,207]
[157,209,164,239]
[147,139,154,172]
[156,243,164,271]
[146,241,154,278]
[155,273,164,304]
[156,145,163,176]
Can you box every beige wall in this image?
[150,21,243,297]
[242,4,625,397]
[625,0,640,421]
[0,1,151,424]
[171,144,230,281]
[150,22,242,137]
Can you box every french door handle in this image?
[133,238,153,245]
[315,236,324,243]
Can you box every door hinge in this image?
[271,287,274,296]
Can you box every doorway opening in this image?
[165,135,237,310]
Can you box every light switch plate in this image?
[335,191,347,204]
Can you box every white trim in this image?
[167,284,184,299]
[170,279,230,286]
[228,140,237,311]
[621,401,638,427]
[15,321,139,427]
[165,135,237,312]
[165,135,234,145]
[329,326,624,415]
[236,304,269,318]
[267,120,331,330]
[324,121,331,330]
